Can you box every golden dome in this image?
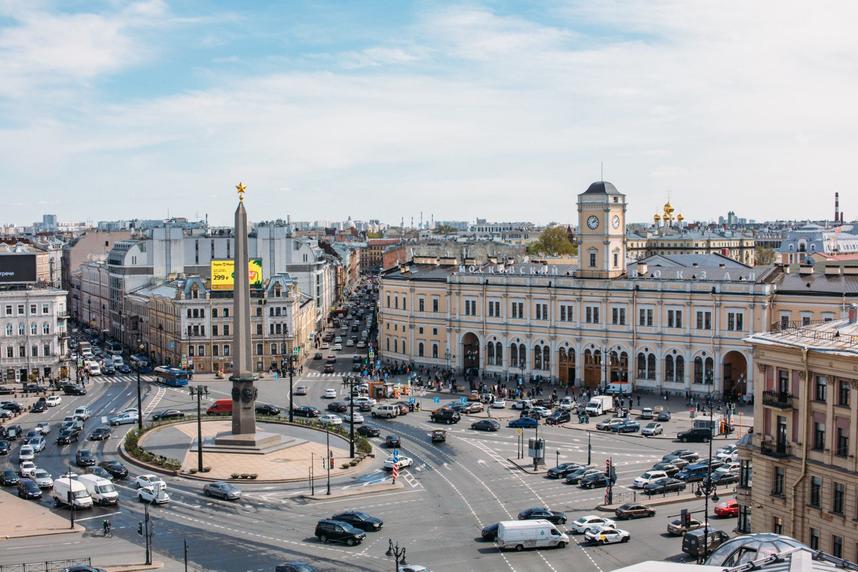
[653,212,662,223]
[663,201,675,217]
[676,213,684,222]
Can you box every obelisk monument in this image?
[230,182,257,435]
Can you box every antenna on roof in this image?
[600,162,604,182]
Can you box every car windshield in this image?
[73,490,89,498]
[96,484,115,493]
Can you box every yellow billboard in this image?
[211,259,263,290]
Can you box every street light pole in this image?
[349,375,355,458]
[694,392,719,563]
[189,386,208,472]
[136,342,144,431]
[386,538,407,571]
[326,426,331,496]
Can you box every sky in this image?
[2,0,857,227]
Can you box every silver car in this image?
[641,422,663,436]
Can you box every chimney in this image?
[824,266,842,276]
[849,304,858,324]
[799,265,814,275]
[835,192,840,223]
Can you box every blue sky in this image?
[2,1,857,226]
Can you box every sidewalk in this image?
[0,492,84,539]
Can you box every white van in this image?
[496,520,569,551]
[371,404,399,419]
[52,478,94,509]
[77,474,118,506]
[86,361,101,376]
[585,396,614,416]
[73,406,92,421]
[558,397,576,411]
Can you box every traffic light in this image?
[137,522,143,536]
[681,508,690,527]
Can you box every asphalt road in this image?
[1,328,740,571]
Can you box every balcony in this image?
[761,441,791,458]
[762,390,794,409]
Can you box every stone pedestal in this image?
[230,377,257,435]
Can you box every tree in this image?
[755,246,776,265]
[527,226,577,256]
[435,224,458,235]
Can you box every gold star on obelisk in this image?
[236,182,247,202]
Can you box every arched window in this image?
[418,342,424,357]
[394,339,398,353]
[647,353,656,380]
[487,342,495,365]
[543,346,550,371]
[665,355,675,382]
[519,344,527,368]
[510,343,518,366]
[30,323,37,335]
[619,351,629,382]
[694,356,704,384]
[495,342,503,366]
[637,352,647,378]
[432,344,438,358]
[386,338,390,351]
[42,322,50,334]
[534,346,542,370]
[675,356,685,382]
[705,357,714,384]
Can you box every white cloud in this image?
[2,1,858,226]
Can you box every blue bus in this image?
[153,366,190,387]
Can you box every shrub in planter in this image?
[201,466,212,473]
[249,474,257,479]
[189,468,197,474]
[231,473,240,479]
[349,460,359,467]
[340,462,350,469]
[240,473,250,479]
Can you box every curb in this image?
[301,482,404,501]
[594,488,737,512]
[506,457,548,474]
[2,525,85,540]
[104,562,165,571]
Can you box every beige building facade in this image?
[740,314,858,560]
[378,183,858,399]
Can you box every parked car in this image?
[612,420,640,433]
[546,463,583,479]
[330,511,383,531]
[657,410,672,422]
[471,419,500,432]
[641,422,663,436]
[545,411,571,425]
[596,418,625,431]
[357,425,380,437]
[639,407,654,419]
[579,473,611,489]
[481,522,500,541]
[203,481,242,500]
[677,427,712,443]
[508,417,538,429]
[615,503,655,520]
[314,519,366,546]
[644,477,687,495]
[584,527,630,545]
[293,406,320,418]
[491,399,507,409]
[517,507,567,525]
[667,517,705,536]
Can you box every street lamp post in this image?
[348,375,355,458]
[386,538,407,570]
[135,342,144,431]
[325,426,332,496]
[189,385,209,472]
[694,393,719,563]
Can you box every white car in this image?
[28,436,46,452]
[35,422,51,435]
[19,461,37,478]
[18,445,35,462]
[138,485,171,504]
[641,422,663,436]
[58,471,79,480]
[294,386,308,396]
[32,469,54,488]
[320,342,330,350]
[511,399,533,410]
[584,527,630,545]
[490,399,507,409]
[356,341,366,348]
[716,445,737,459]
[346,339,355,347]
[135,474,167,489]
[323,388,337,399]
[333,344,343,351]
[531,406,552,417]
[319,414,343,426]
[383,456,414,471]
[633,471,668,489]
[570,515,616,534]
[45,395,62,407]
[73,407,91,421]
[347,412,365,424]
[334,336,343,344]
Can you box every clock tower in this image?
[576,181,627,279]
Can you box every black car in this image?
[152,409,186,421]
[430,408,460,424]
[677,428,712,443]
[117,364,132,374]
[103,365,116,375]
[313,352,323,360]
[57,429,79,445]
[88,427,112,441]
[481,522,500,541]
[293,406,320,418]
[1,469,20,485]
[330,511,383,531]
[643,477,687,495]
[579,473,610,489]
[0,440,9,455]
[86,467,114,480]
[711,471,739,486]
[255,404,281,416]
[5,424,22,440]
[546,463,582,479]
[357,425,380,438]
[314,519,366,546]
[613,420,641,433]
[657,411,671,422]
[545,411,571,425]
[385,435,401,448]
[663,449,699,463]
[564,467,598,485]
[471,419,500,432]
[98,460,129,479]
[518,507,567,525]
[1,401,23,414]
[31,401,47,413]
[650,462,680,477]
[275,563,317,572]
[61,384,87,396]
[17,478,42,499]
[61,566,107,572]
[75,449,96,467]
[327,402,348,413]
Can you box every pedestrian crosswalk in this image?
[305,372,346,378]
[91,374,150,384]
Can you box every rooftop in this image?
[747,315,858,353]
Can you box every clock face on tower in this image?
[612,215,621,229]
[586,215,599,230]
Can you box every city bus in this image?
[153,367,190,387]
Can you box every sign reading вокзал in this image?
[210,258,263,290]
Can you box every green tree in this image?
[527,226,577,256]
[435,224,458,235]
[755,246,776,265]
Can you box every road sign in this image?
[460,397,467,404]
[516,428,523,435]
[392,449,399,462]
[433,396,440,404]
[375,359,381,369]
[408,397,416,404]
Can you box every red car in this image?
[714,499,738,518]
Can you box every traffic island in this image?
[0,493,84,539]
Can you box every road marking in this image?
[143,386,167,417]
[75,511,122,522]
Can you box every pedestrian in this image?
[636,395,641,407]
